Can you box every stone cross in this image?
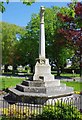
[39,6,45,59]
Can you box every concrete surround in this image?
[8,6,74,104]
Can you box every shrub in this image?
[32,101,82,120]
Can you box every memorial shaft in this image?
[39,6,45,58]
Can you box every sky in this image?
[0,1,74,27]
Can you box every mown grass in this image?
[0,77,24,90]
[61,81,82,92]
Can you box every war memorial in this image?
[9,6,74,104]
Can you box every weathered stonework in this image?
[8,6,74,104]
[33,59,55,81]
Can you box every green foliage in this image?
[33,102,82,120]
[0,2,5,13]
[18,14,40,66]
[22,0,35,5]
[59,6,75,18]
[71,55,80,69]
[0,22,25,65]
[23,6,74,72]
[0,1,9,13]
[1,5,75,71]
[45,7,74,71]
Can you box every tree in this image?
[71,54,80,69]
[17,14,39,72]
[44,6,74,76]
[0,22,25,72]
[0,2,5,13]
[20,6,74,75]
[1,6,75,75]
[57,1,82,77]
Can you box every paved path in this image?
[0,75,25,78]
[60,78,81,82]
[55,76,81,82]
[0,75,81,81]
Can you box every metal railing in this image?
[0,95,81,120]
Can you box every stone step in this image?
[9,87,74,99]
[22,80,61,87]
[46,86,74,95]
[16,84,46,93]
[16,83,70,95]
[8,87,74,104]
[9,88,48,104]
[9,88,47,97]
[22,80,45,87]
[44,80,60,87]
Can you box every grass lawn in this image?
[0,77,24,90]
[61,81,82,92]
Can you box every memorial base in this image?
[8,58,74,104]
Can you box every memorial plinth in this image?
[33,6,57,84]
[8,6,74,104]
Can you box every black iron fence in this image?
[0,95,82,120]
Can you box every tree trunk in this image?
[57,67,61,76]
[80,54,82,78]
[80,46,82,78]
[4,64,9,72]
[12,64,17,75]
[30,65,34,74]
